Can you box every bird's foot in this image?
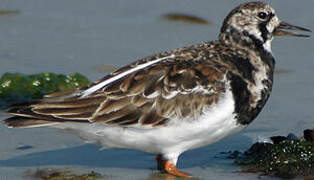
[164,160,192,178]
[155,154,191,178]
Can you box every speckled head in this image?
[219,2,311,52]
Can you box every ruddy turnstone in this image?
[3,1,311,178]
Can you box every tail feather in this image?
[7,105,60,120]
[3,116,60,128]
[4,103,90,128]
[3,91,96,128]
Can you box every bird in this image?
[3,1,311,178]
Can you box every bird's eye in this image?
[257,12,268,20]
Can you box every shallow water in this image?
[0,0,313,179]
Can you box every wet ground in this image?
[0,0,313,179]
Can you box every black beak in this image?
[274,21,311,37]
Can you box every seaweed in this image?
[25,169,103,180]
[231,131,314,178]
[0,10,20,15]
[0,72,90,108]
[162,13,211,25]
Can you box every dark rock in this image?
[270,136,287,144]
[244,142,272,156]
[16,145,33,150]
[234,138,314,178]
[287,133,298,140]
[304,129,314,142]
[227,150,242,159]
[304,177,314,180]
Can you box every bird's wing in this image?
[6,52,229,127]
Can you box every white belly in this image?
[55,89,245,156]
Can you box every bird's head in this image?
[219,2,311,52]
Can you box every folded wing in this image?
[5,53,228,128]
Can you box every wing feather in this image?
[89,58,228,126]
[32,105,98,115]
[55,112,93,120]
[96,97,130,114]
[5,49,229,128]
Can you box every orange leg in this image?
[164,160,192,178]
[155,154,191,178]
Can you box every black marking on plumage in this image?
[242,30,264,50]
[259,49,276,72]
[221,26,265,51]
[258,22,269,42]
[228,72,252,124]
[229,49,275,125]
[221,53,256,82]
[258,13,275,42]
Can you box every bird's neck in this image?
[218,29,276,125]
[219,26,275,72]
[219,26,273,54]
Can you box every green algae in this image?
[0,10,20,15]
[162,13,211,25]
[26,169,103,180]
[234,139,314,178]
[0,72,90,108]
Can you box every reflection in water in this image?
[148,173,202,180]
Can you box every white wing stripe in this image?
[81,54,175,97]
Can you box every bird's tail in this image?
[3,90,96,128]
[4,116,60,128]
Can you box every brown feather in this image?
[33,96,105,109]
[92,107,136,122]
[140,111,165,125]
[126,80,147,96]
[131,95,153,107]
[32,104,98,115]
[4,42,232,128]
[56,112,93,120]
[97,97,130,114]
[106,111,140,125]
[4,117,59,128]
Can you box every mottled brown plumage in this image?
[7,42,234,127]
